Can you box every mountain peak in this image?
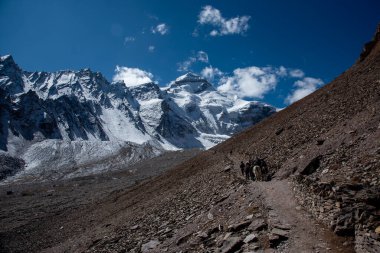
[168,72,214,93]
[0,54,13,62]
[0,54,18,68]
[175,72,205,83]
[359,23,380,62]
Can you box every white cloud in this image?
[177,51,209,72]
[289,69,305,78]
[201,66,224,81]
[198,5,250,36]
[196,63,322,103]
[152,23,169,35]
[218,66,278,99]
[198,5,223,25]
[148,45,155,52]
[210,30,219,36]
[285,77,324,104]
[177,57,196,72]
[197,51,209,63]
[113,66,153,87]
[276,66,288,77]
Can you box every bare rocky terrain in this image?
[1,25,379,253]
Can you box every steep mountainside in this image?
[214,24,380,252]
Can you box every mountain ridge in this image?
[0,56,276,181]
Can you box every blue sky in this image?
[0,0,379,107]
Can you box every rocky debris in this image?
[0,154,25,180]
[300,156,321,176]
[206,225,222,236]
[217,237,243,253]
[176,233,192,246]
[213,194,230,205]
[268,233,282,247]
[272,223,291,231]
[271,228,289,237]
[227,221,252,232]
[141,240,160,252]
[245,214,254,220]
[243,233,257,243]
[355,229,380,253]
[293,174,380,252]
[196,231,209,240]
[222,166,232,172]
[130,225,140,230]
[316,139,325,145]
[275,127,284,135]
[248,218,267,231]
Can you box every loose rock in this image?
[243,233,257,244]
[141,240,160,253]
[217,237,244,253]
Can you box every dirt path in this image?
[254,180,353,253]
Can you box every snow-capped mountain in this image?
[0,55,275,181]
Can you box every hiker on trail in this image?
[249,157,268,181]
[247,162,255,181]
[245,161,251,180]
[240,161,245,176]
[253,165,262,181]
[249,165,255,181]
[258,158,270,181]
[258,158,268,175]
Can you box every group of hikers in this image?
[239,157,270,181]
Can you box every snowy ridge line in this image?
[0,55,276,181]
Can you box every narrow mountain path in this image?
[254,180,354,253]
